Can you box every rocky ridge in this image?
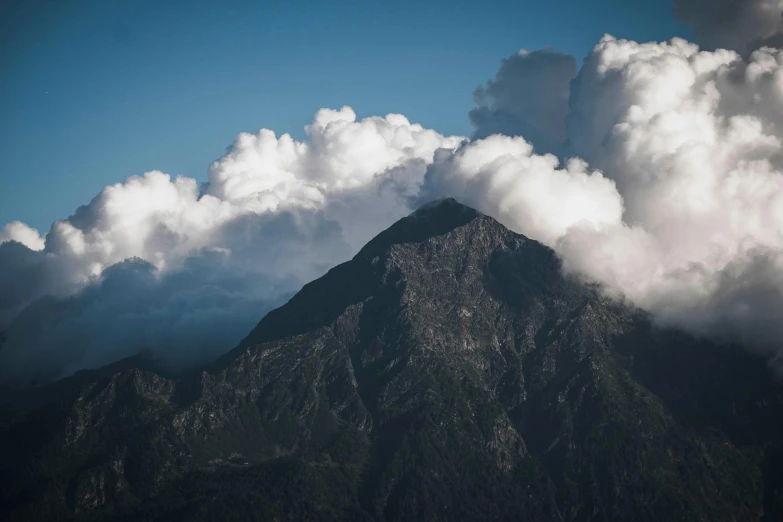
[1,199,782,521]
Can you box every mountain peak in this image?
[231,198,531,354]
[359,198,486,257]
[410,196,474,217]
[3,199,783,521]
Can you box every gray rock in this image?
[1,198,782,521]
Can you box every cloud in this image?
[469,48,577,156]
[0,222,45,251]
[674,0,783,54]
[1,249,298,387]
[8,30,783,384]
[0,108,463,386]
[561,36,783,356]
[437,35,783,366]
[419,136,622,247]
[0,241,50,328]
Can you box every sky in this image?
[10,0,783,386]
[0,0,688,232]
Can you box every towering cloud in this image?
[470,48,577,156]
[563,36,783,359]
[674,0,783,53]
[6,31,783,384]
[450,35,783,366]
[0,108,462,386]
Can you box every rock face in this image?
[1,199,782,521]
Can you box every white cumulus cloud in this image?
[0,222,45,251]
[456,35,783,363]
[0,108,463,385]
[420,135,622,246]
[7,32,783,384]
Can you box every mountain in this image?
[1,198,782,521]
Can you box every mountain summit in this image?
[1,200,782,521]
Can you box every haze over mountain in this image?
[1,200,782,520]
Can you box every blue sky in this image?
[0,0,688,232]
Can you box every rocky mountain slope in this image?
[1,199,782,521]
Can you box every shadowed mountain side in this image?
[1,199,782,521]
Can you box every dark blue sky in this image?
[0,0,687,231]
